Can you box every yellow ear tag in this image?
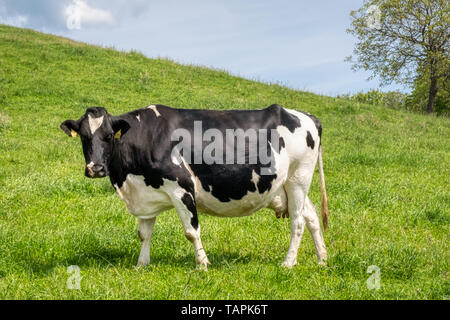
[70,129,78,137]
[114,129,121,139]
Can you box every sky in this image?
[0,0,406,96]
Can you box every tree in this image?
[346,0,449,113]
[408,63,449,115]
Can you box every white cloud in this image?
[0,2,28,27]
[0,14,28,27]
[64,0,114,30]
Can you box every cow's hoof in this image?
[197,257,211,271]
[318,259,327,267]
[198,264,208,271]
[197,263,209,271]
[136,259,150,268]
[281,260,297,269]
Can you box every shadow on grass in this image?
[14,246,133,277]
[151,250,255,269]
[16,245,257,277]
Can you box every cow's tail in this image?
[318,144,329,230]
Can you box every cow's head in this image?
[60,107,130,178]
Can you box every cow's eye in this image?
[104,133,114,141]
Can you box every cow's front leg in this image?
[137,217,156,267]
[172,192,210,270]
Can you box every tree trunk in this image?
[426,75,438,114]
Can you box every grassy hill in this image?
[0,24,448,299]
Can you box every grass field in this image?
[0,25,449,299]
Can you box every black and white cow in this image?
[60,104,329,269]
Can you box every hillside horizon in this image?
[1,23,407,99]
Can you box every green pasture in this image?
[0,25,448,299]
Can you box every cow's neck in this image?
[107,113,166,188]
[108,137,152,188]
[108,134,162,188]
[108,140,126,187]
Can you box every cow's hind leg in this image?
[282,182,307,268]
[304,196,327,265]
[172,191,210,270]
[137,217,156,267]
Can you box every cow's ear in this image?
[111,118,130,139]
[60,120,80,138]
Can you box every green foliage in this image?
[339,87,449,116]
[347,0,449,113]
[406,68,450,116]
[0,25,449,299]
[338,90,408,109]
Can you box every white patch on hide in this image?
[88,114,104,135]
[147,105,161,117]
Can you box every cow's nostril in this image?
[92,164,104,172]
[97,170,106,177]
[86,163,106,178]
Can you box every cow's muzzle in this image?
[85,163,107,178]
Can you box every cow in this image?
[60,104,329,269]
